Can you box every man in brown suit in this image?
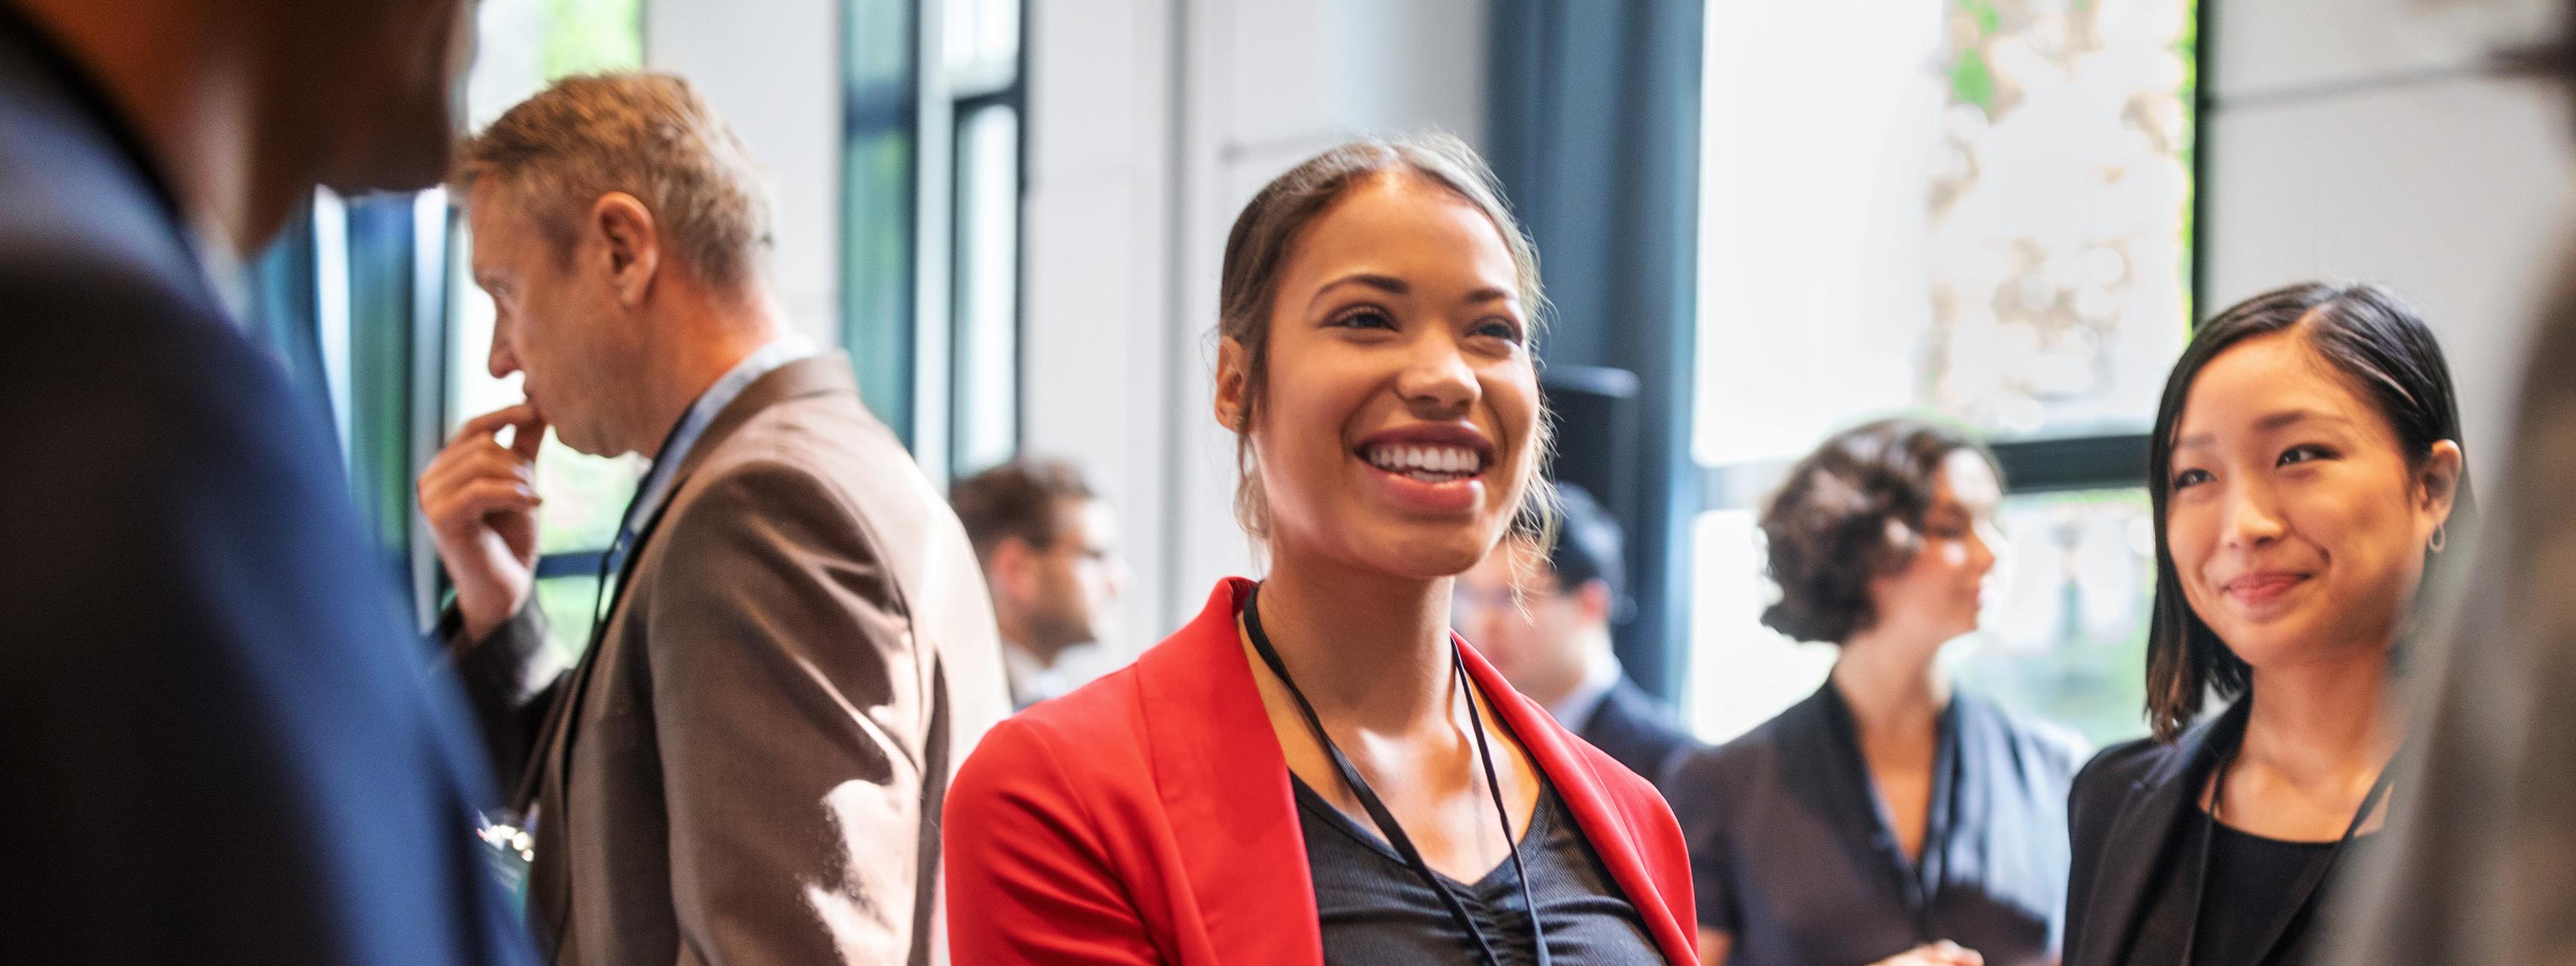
[419,73,1008,965]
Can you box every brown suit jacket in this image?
[450,355,1008,966]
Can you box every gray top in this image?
[1294,776,1660,964]
[1666,683,2086,966]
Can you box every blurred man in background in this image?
[423,73,1006,965]
[951,457,1126,710]
[0,0,534,961]
[1455,484,1703,789]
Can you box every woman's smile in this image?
[1353,423,1495,515]
[2215,567,2315,613]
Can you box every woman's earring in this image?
[2429,523,2448,553]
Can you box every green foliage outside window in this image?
[540,0,642,78]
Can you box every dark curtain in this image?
[1489,0,1706,702]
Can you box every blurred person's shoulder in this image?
[1957,688,2093,787]
[1660,695,1817,829]
[0,32,221,338]
[0,209,328,528]
[689,361,959,536]
[0,32,290,476]
[2068,733,2175,830]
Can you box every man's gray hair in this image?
[456,72,772,291]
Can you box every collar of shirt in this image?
[1002,638,1098,709]
[1547,648,1625,734]
[617,333,818,544]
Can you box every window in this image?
[239,0,646,641]
[1690,0,2195,747]
[945,0,1023,479]
[444,0,648,666]
[842,0,1026,482]
[246,187,459,629]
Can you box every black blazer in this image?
[1579,675,1703,793]
[2062,700,2251,966]
[0,11,532,964]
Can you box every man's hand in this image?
[1869,942,1985,966]
[419,404,547,640]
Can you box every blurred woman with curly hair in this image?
[1666,418,2087,966]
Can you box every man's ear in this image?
[1214,337,1250,433]
[990,536,1035,600]
[591,192,660,306]
[1575,578,1614,625]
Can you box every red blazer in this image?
[944,577,1700,964]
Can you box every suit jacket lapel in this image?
[521,355,864,952]
[2071,701,2247,965]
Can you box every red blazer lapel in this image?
[1134,578,1324,964]
[1126,578,1694,966]
[1458,638,1700,965]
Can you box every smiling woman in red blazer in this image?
[944,136,1697,965]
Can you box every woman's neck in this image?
[2242,654,2404,789]
[1831,624,1953,739]
[1255,545,1456,732]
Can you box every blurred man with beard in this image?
[950,458,1127,709]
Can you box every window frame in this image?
[841,0,1028,483]
[1674,0,2206,742]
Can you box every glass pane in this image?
[1949,489,2154,748]
[950,104,1020,477]
[1686,487,2156,748]
[538,0,643,78]
[447,0,649,556]
[1694,0,2195,465]
[1687,509,1838,742]
[944,0,1021,88]
[465,0,642,129]
[845,0,921,445]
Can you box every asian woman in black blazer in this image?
[2061,282,2474,966]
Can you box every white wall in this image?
[2202,0,2574,479]
[637,0,2565,645]
[635,0,1486,650]
[647,0,844,347]
[1021,0,1489,648]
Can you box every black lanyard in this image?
[508,468,665,816]
[2178,736,2400,965]
[1240,584,1550,966]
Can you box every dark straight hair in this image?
[2141,282,2478,741]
